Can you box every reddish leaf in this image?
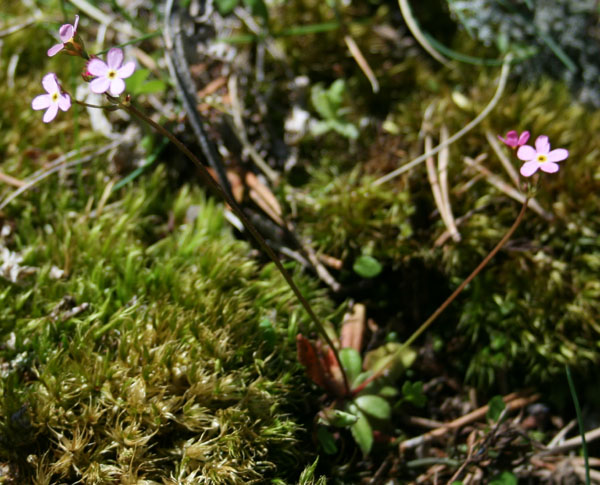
[321,347,346,397]
[340,303,365,352]
[296,335,346,397]
[296,334,327,390]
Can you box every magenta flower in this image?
[31,73,71,123]
[87,48,135,96]
[47,15,80,57]
[517,135,568,177]
[498,130,530,149]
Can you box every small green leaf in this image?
[348,404,373,455]
[136,79,166,95]
[353,255,382,278]
[215,0,239,14]
[242,0,269,22]
[125,69,166,96]
[321,408,358,427]
[351,370,372,390]
[354,395,391,420]
[311,85,336,120]
[316,426,338,455]
[379,385,399,398]
[125,68,150,94]
[309,120,333,137]
[339,348,362,383]
[331,120,359,139]
[490,471,517,485]
[401,381,426,408]
[327,79,346,106]
[363,343,416,381]
[486,395,506,422]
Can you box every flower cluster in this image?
[31,15,136,122]
[498,130,569,177]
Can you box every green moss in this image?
[293,58,600,387]
[293,167,415,262]
[0,163,337,482]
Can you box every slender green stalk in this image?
[566,365,591,485]
[401,197,529,350]
[120,99,351,395]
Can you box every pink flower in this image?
[47,15,80,57]
[31,73,71,123]
[87,48,135,96]
[498,130,530,149]
[517,135,568,177]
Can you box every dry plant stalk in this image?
[425,126,461,243]
[344,35,379,93]
[400,392,540,451]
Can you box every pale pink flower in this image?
[47,15,79,57]
[31,73,71,123]
[517,135,568,177]
[498,130,530,149]
[87,48,135,96]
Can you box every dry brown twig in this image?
[374,54,512,186]
[344,34,379,93]
[438,125,460,241]
[425,129,461,244]
[399,392,540,452]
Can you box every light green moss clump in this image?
[0,165,333,483]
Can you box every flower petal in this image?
[109,78,125,96]
[517,145,536,161]
[540,162,559,173]
[499,130,518,147]
[520,161,539,177]
[90,76,111,94]
[517,131,530,145]
[59,24,74,42]
[535,135,550,154]
[32,94,51,110]
[73,15,79,32]
[47,43,64,57]
[117,61,136,79]
[87,59,108,76]
[43,103,59,123]
[547,148,568,163]
[42,73,59,94]
[106,48,123,69]
[58,93,71,111]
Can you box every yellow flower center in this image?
[51,92,59,102]
[536,154,548,163]
[108,70,117,79]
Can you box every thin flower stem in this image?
[401,197,529,350]
[120,100,351,395]
[75,99,117,110]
